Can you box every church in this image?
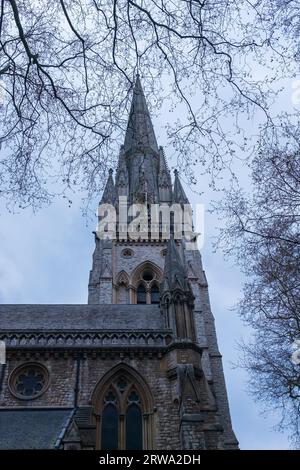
[0,77,238,450]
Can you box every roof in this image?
[0,408,72,449]
[0,304,164,331]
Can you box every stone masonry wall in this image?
[0,354,181,450]
[0,356,76,408]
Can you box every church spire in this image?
[173,170,189,204]
[158,146,172,203]
[124,75,158,155]
[100,168,116,205]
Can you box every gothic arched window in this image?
[131,262,163,305]
[150,284,160,304]
[99,375,146,449]
[137,283,147,304]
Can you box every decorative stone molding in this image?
[0,330,173,349]
[121,249,134,258]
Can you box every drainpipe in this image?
[0,364,6,395]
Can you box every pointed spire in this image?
[157,146,172,203]
[115,146,128,195]
[124,75,158,155]
[100,169,116,205]
[173,170,189,204]
[158,146,172,187]
[159,146,169,174]
[161,237,191,294]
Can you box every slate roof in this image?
[0,304,164,331]
[0,409,73,449]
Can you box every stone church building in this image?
[0,77,238,450]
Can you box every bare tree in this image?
[0,0,298,208]
[217,123,300,447]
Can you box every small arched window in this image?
[137,283,147,304]
[150,284,160,304]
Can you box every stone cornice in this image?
[6,347,167,360]
[164,340,203,355]
[0,329,173,350]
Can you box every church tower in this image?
[0,77,238,450]
[87,76,238,449]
